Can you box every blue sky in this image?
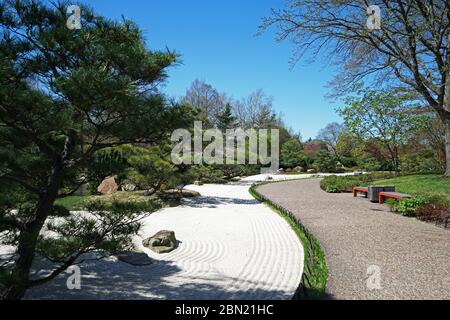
[78,0,342,139]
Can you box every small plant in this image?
[325,185,342,193]
[390,196,428,216]
[387,194,449,220]
[416,204,449,225]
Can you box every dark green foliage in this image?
[126,147,175,195]
[338,155,357,169]
[401,151,443,174]
[281,138,305,168]
[216,103,236,131]
[313,150,337,173]
[355,153,385,171]
[86,148,128,194]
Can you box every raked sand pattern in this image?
[24,183,303,300]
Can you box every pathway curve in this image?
[25,183,303,300]
[257,179,450,300]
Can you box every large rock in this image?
[143,230,177,254]
[97,176,118,195]
[294,166,304,173]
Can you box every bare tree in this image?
[233,89,280,128]
[317,122,345,155]
[260,0,450,177]
[182,79,226,127]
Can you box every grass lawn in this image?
[371,174,450,197]
[55,195,90,210]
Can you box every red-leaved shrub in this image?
[416,204,449,227]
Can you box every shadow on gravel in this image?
[182,196,259,208]
[24,255,291,300]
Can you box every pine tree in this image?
[0,0,194,299]
[217,103,237,131]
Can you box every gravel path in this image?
[24,183,303,300]
[257,178,450,300]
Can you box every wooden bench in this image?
[378,192,412,205]
[353,187,369,198]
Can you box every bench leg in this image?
[353,190,357,197]
[379,194,384,205]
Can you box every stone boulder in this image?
[294,166,304,173]
[143,230,177,254]
[97,176,118,195]
[307,169,317,174]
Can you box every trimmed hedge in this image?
[249,183,328,300]
[320,172,396,193]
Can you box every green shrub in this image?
[390,196,428,216]
[314,150,338,173]
[401,151,443,174]
[388,195,449,217]
[320,176,357,193]
[320,172,395,193]
[338,156,357,168]
[355,153,384,171]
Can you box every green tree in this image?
[338,90,419,173]
[335,132,358,168]
[217,103,236,131]
[281,138,304,168]
[126,147,175,195]
[314,150,337,173]
[0,1,194,299]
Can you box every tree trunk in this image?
[442,75,450,178]
[3,163,64,300]
[444,117,450,178]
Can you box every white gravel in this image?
[22,182,303,300]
